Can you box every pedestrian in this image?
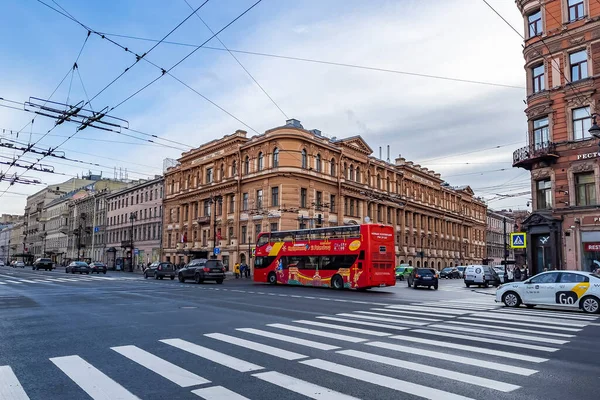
[522,267,529,280]
[234,263,240,279]
[514,267,522,281]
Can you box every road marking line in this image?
[370,308,455,318]
[491,308,599,320]
[458,317,581,332]
[295,320,392,336]
[253,370,360,399]
[236,328,340,351]
[387,305,465,315]
[192,386,250,399]
[0,282,6,285]
[316,316,409,331]
[336,313,428,326]
[111,345,209,387]
[50,355,140,400]
[340,349,521,392]
[366,341,537,376]
[300,358,475,400]
[389,335,548,362]
[410,329,559,352]
[470,312,589,327]
[205,333,306,360]
[446,321,575,337]
[0,365,30,400]
[428,324,569,344]
[267,323,367,343]
[160,338,263,372]
[4,280,22,284]
[15,279,38,283]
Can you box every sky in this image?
[0,0,530,215]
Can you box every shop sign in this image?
[584,243,600,252]
[582,216,600,225]
[576,152,600,160]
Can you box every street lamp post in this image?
[248,235,252,268]
[211,195,222,259]
[41,232,47,257]
[129,211,137,272]
[588,115,600,146]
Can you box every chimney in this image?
[310,129,322,136]
[285,119,303,129]
[379,146,382,159]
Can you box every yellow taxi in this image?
[496,270,600,313]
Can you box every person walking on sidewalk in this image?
[514,267,522,281]
[234,263,240,279]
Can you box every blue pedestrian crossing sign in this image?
[510,233,526,249]
[214,248,220,255]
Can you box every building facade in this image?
[162,119,487,269]
[9,219,24,262]
[515,0,600,273]
[105,177,164,270]
[486,210,516,266]
[0,225,11,263]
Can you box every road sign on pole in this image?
[214,248,220,255]
[510,233,526,249]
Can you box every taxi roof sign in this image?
[510,232,526,249]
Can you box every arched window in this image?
[244,156,250,174]
[400,260,405,264]
[330,158,336,176]
[272,148,279,168]
[416,260,421,268]
[377,174,381,189]
[232,160,237,176]
[257,152,264,171]
[408,260,412,266]
[301,149,307,169]
[386,177,390,192]
[315,154,322,172]
[424,261,428,267]
[349,165,355,181]
[438,261,441,269]
[356,167,361,183]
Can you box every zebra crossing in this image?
[0,273,139,286]
[1,301,597,400]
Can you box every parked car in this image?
[493,266,507,283]
[496,270,600,313]
[178,259,226,284]
[33,258,53,271]
[464,265,500,288]
[0,261,4,267]
[407,268,438,290]
[395,265,413,281]
[144,262,175,280]
[66,261,90,274]
[89,262,107,274]
[440,267,459,279]
[457,266,466,278]
[13,261,25,268]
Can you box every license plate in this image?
[211,269,221,272]
[423,276,431,280]
[475,277,483,282]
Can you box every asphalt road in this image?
[0,267,598,400]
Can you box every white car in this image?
[496,270,600,313]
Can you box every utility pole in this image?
[503,216,508,280]
[129,211,137,272]
[91,196,97,262]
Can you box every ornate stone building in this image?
[162,119,487,269]
[514,0,600,273]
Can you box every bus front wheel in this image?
[332,275,344,290]
[268,272,277,285]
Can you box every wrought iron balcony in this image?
[513,141,558,170]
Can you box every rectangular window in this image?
[350,199,355,216]
[570,50,588,81]
[241,226,247,244]
[216,198,223,216]
[206,168,213,183]
[532,64,544,93]
[228,227,233,239]
[576,172,596,206]
[270,222,278,232]
[300,188,307,208]
[256,189,263,209]
[204,200,211,216]
[242,193,249,211]
[573,106,591,140]
[271,187,279,207]
[528,9,542,37]
[330,194,336,213]
[315,191,323,209]
[537,179,552,209]
[533,117,549,147]
[568,0,585,22]
[229,195,234,213]
[255,224,261,241]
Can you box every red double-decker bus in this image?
[253,224,395,290]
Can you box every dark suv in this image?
[407,268,439,290]
[178,259,225,284]
[144,262,175,280]
[33,258,53,271]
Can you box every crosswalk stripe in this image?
[192,386,250,399]
[253,371,360,399]
[458,317,582,332]
[0,365,30,400]
[353,311,441,322]
[369,308,456,318]
[4,280,22,284]
[491,308,599,320]
[446,321,575,337]
[160,338,263,372]
[267,323,367,343]
[389,335,548,362]
[446,299,498,305]
[366,341,537,376]
[336,313,428,326]
[205,333,306,360]
[386,305,464,315]
[428,324,570,344]
[111,345,210,387]
[339,349,520,392]
[50,355,140,400]
[471,311,590,327]
[294,320,392,336]
[411,329,559,352]
[15,279,37,283]
[237,328,340,351]
[0,281,6,285]
[300,358,475,400]
[316,316,409,331]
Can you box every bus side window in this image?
[359,250,365,260]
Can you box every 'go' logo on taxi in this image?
[555,291,578,305]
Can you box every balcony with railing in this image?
[513,141,559,170]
